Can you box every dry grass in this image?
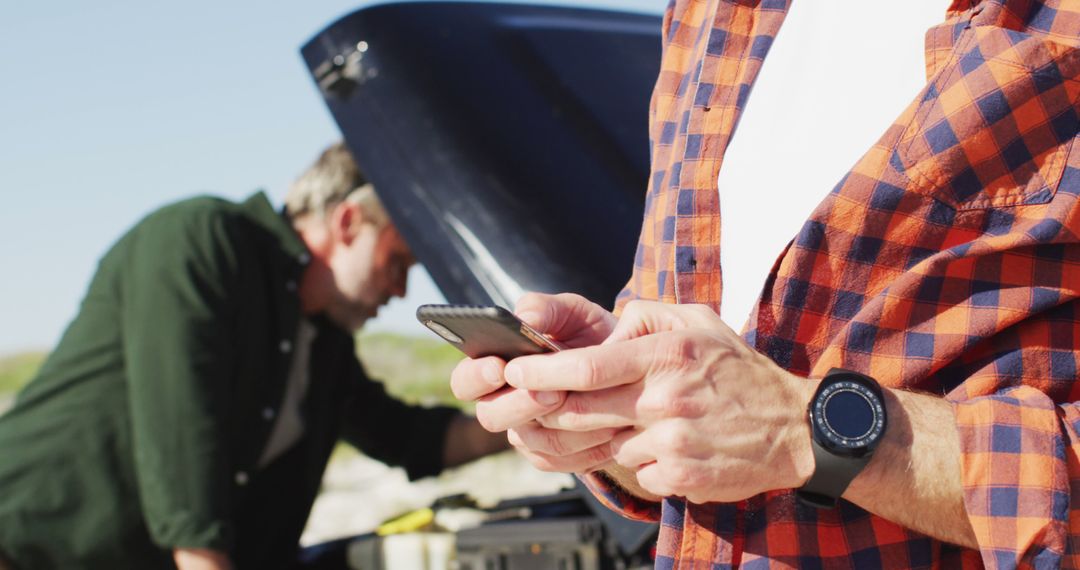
[0,351,45,395]
[356,331,468,409]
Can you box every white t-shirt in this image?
[716,2,946,330]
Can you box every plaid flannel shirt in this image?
[582,0,1080,567]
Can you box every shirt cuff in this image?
[577,471,662,523]
[952,385,1070,567]
[148,513,233,554]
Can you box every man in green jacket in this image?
[0,143,508,570]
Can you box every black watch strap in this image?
[796,437,870,508]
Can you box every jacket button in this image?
[279,340,292,354]
[262,407,276,421]
[285,280,297,292]
[235,471,249,486]
[298,253,311,265]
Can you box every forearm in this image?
[597,372,979,545]
[843,387,977,548]
[442,414,512,468]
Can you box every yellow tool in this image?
[376,507,435,536]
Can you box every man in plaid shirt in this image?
[453,0,1080,567]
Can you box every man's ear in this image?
[329,201,367,246]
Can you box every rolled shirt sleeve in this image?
[578,471,663,523]
[953,384,1076,568]
[120,207,240,552]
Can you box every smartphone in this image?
[416,304,562,359]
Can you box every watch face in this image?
[811,379,885,454]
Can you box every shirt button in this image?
[298,252,311,265]
[280,340,292,354]
[262,407,276,421]
[235,471,249,486]
[285,280,297,292]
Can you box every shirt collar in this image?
[238,191,312,268]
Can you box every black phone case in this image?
[415,304,558,359]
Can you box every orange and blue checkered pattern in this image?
[585,0,1080,567]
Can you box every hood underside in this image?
[302,1,661,310]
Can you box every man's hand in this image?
[173,548,233,570]
[506,301,815,503]
[449,292,621,470]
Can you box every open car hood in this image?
[301,1,660,310]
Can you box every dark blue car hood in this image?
[301,1,660,310]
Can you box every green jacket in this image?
[0,193,457,569]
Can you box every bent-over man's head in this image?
[286,142,413,332]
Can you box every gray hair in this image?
[284,142,389,227]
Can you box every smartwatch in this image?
[796,367,887,509]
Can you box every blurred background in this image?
[0,0,664,357]
[0,0,662,394]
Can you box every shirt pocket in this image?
[894,25,1080,210]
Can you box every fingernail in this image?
[483,364,502,387]
[534,390,561,406]
[504,364,522,387]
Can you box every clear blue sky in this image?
[0,0,663,354]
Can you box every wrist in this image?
[783,372,818,490]
[795,368,890,508]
